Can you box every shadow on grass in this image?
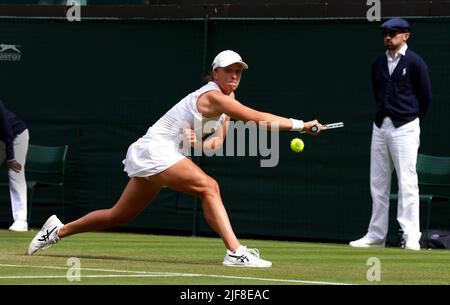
[37,253,219,266]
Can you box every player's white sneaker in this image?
[9,220,28,232]
[349,236,385,248]
[27,215,64,256]
[223,245,272,268]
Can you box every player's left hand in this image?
[182,128,198,146]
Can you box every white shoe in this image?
[349,236,385,248]
[27,215,64,256]
[223,245,272,268]
[9,220,28,232]
[402,232,421,251]
[404,240,421,251]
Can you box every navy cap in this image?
[380,18,410,32]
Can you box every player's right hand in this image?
[303,120,323,135]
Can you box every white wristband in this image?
[289,118,304,132]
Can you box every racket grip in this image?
[311,125,319,133]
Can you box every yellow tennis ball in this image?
[290,138,304,153]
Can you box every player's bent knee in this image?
[209,178,220,194]
[196,176,220,199]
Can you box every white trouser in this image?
[0,129,29,222]
[367,117,421,243]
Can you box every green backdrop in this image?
[1,17,449,243]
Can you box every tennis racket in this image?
[302,122,344,133]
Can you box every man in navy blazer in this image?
[0,99,29,232]
[350,18,432,251]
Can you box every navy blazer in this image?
[371,48,432,128]
[0,99,27,161]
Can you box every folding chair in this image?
[26,144,68,223]
[390,153,450,246]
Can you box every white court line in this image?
[0,275,181,279]
[0,263,354,285]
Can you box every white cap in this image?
[212,50,248,70]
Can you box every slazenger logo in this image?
[0,44,21,61]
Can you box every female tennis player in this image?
[28,50,323,267]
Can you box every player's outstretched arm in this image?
[201,91,322,134]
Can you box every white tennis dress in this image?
[123,81,226,177]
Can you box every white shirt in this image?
[145,81,226,141]
[386,43,408,76]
